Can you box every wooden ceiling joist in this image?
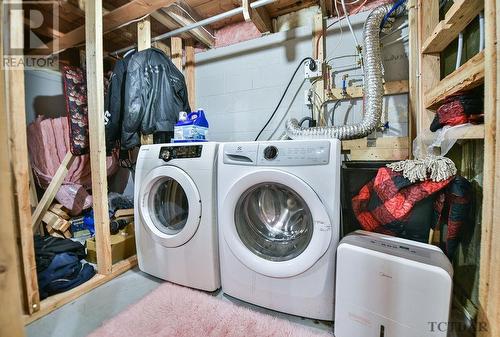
[158,1,215,48]
[37,0,177,55]
[242,0,273,33]
[24,17,64,39]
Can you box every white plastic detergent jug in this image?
[173,109,209,143]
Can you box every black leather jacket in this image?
[121,48,190,150]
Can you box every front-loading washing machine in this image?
[217,139,341,320]
[135,142,220,291]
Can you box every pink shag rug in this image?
[88,282,331,337]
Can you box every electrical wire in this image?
[336,0,364,4]
[382,34,408,48]
[380,22,408,40]
[380,0,407,29]
[254,57,314,141]
[330,100,342,125]
[340,0,361,50]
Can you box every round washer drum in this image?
[234,182,314,262]
[222,169,332,278]
[139,166,201,248]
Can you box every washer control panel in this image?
[159,145,203,162]
[257,141,330,166]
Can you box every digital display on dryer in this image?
[159,145,203,161]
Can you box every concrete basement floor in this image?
[26,267,333,337]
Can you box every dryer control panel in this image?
[159,145,203,162]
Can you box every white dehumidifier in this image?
[334,230,453,337]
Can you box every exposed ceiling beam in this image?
[35,0,177,55]
[241,0,273,33]
[158,1,215,48]
[321,0,333,18]
[150,11,193,40]
[24,17,64,39]
[58,0,85,18]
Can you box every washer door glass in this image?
[151,178,189,235]
[235,182,313,262]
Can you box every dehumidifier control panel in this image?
[159,145,203,162]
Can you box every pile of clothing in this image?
[34,235,95,299]
[352,157,472,258]
[430,92,483,132]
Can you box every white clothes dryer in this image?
[217,139,341,320]
[135,142,220,291]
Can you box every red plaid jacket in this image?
[352,167,471,257]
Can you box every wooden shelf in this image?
[421,0,484,54]
[23,255,137,325]
[442,124,485,140]
[424,51,484,109]
[422,124,485,145]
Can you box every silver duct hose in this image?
[285,4,392,140]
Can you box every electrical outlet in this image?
[304,59,322,79]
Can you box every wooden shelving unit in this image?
[421,0,484,54]
[425,51,485,109]
[417,1,499,336]
[1,0,198,327]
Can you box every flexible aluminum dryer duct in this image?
[285,4,393,140]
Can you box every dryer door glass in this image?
[151,178,189,235]
[234,182,313,262]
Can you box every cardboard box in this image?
[86,223,136,264]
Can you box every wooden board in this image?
[407,0,418,158]
[171,36,183,71]
[242,0,273,33]
[137,18,154,145]
[23,256,138,325]
[312,13,326,125]
[424,51,485,109]
[342,137,409,161]
[38,0,177,55]
[478,0,499,335]
[328,80,409,100]
[31,151,75,231]
[159,1,216,47]
[114,208,134,218]
[6,4,40,315]
[185,39,196,109]
[421,0,484,54]
[86,0,112,275]
[417,0,440,155]
[0,2,28,335]
[49,204,70,220]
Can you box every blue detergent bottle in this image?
[173,109,209,142]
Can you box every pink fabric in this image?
[27,116,118,215]
[88,282,331,337]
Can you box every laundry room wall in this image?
[195,9,409,142]
[195,23,314,142]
